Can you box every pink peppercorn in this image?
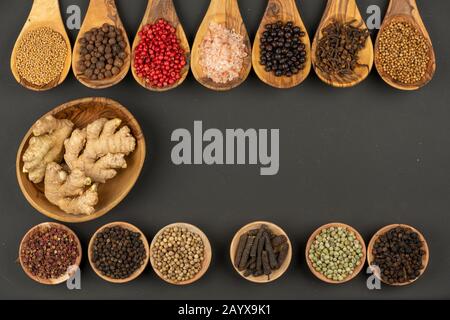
[134,19,187,88]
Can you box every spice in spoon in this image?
[134,19,187,88]
[77,23,128,81]
[199,22,248,84]
[377,20,431,85]
[15,27,67,87]
[259,21,307,77]
[315,20,370,79]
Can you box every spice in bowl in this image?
[199,22,248,84]
[15,27,68,87]
[307,225,365,283]
[76,23,128,81]
[315,20,370,79]
[258,21,307,77]
[20,223,81,283]
[91,225,148,281]
[151,225,208,284]
[376,20,431,85]
[369,225,428,285]
[233,223,291,281]
[134,19,187,88]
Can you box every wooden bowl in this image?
[367,224,429,286]
[16,97,146,223]
[88,222,150,283]
[19,222,82,285]
[230,221,292,283]
[150,223,212,285]
[305,222,366,284]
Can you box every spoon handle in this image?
[325,0,357,14]
[387,0,418,16]
[29,0,61,21]
[145,0,178,22]
[87,0,119,20]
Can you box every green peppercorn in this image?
[309,226,363,281]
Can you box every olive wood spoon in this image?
[374,0,436,90]
[252,0,311,89]
[11,0,72,91]
[72,0,131,89]
[131,0,190,92]
[191,0,252,91]
[311,0,374,88]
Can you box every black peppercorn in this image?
[371,226,426,284]
[92,226,147,279]
[259,21,307,77]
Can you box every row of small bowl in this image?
[19,221,429,286]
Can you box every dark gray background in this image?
[0,0,449,300]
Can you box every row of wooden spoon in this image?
[11,0,435,91]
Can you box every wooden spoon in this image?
[311,0,374,88]
[72,0,131,89]
[374,0,436,90]
[252,0,311,89]
[88,222,150,283]
[10,0,72,91]
[191,0,252,91]
[131,0,190,92]
[367,224,429,286]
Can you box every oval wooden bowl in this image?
[367,224,429,286]
[311,0,374,88]
[131,0,191,92]
[19,222,82,285]
[88,222,150,283]
[72,0,131,89]
[191,0,252,91]
[150,223,212,285]
[16,97,146,223]
[252,0,312,89]
[374,4,436,91]
[305,222,366,284]
[230,221,292,283]
[10,0,72,91]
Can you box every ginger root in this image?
[22,115,74,183]
[44,162,98,215]
[64,118,136,183]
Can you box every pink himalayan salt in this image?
[199,22,247,84]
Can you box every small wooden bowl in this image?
[88,222,150,283]
[230,221,292,283]
[367,224,429,286]
[305,222,366,284]
[16,97,146,223]
[19,222,82,285]
[150,223,212,285]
